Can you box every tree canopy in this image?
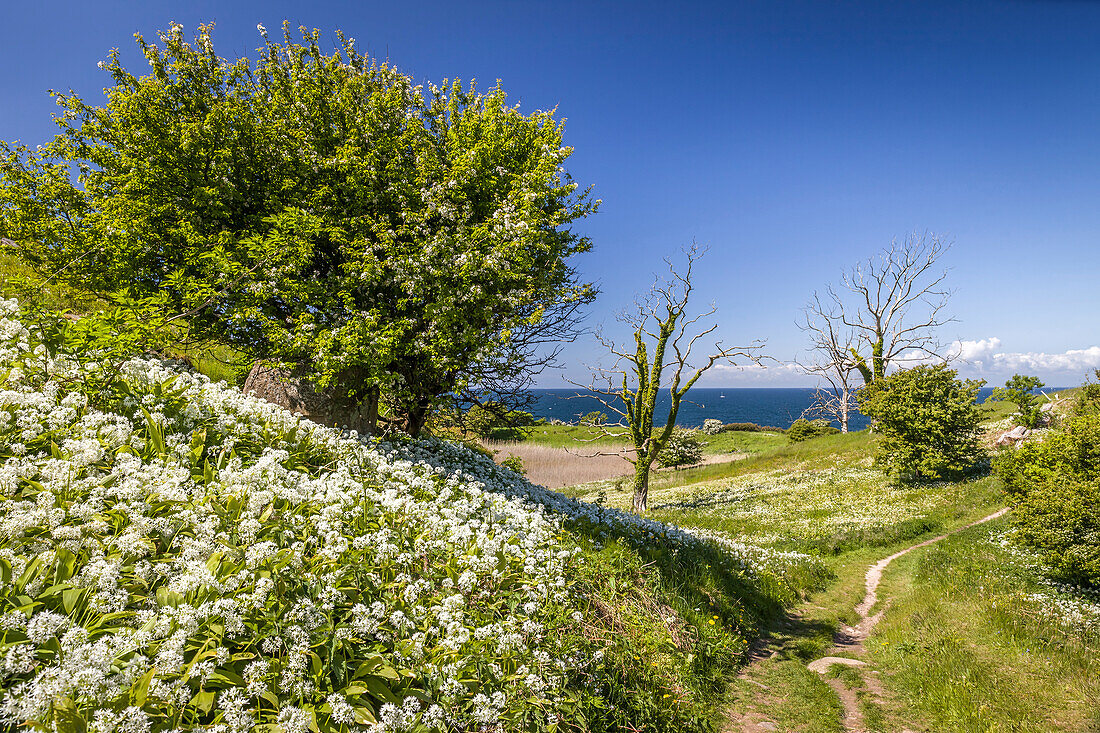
[0,22,597,435]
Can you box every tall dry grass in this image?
[487,441,747,489]
[487,441,634,488]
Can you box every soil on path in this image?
[725,507,1009,733]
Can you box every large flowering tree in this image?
[0,23,596,435]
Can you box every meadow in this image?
[0,298,836,733]
[2,252,1095,732]
[548,411,1100,731]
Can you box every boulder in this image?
[243,362,374,433]
[244,362,324,417]
[995,425,1031,447]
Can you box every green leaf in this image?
[53,548,77,583]
[130,667,156,706]
[352,706,377,725]
[52,697,86,733]
[191,689,216,715]
[62,587,86,615]
[363,676,400,704]
[15,555,43,593]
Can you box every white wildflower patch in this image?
[986,529,1100,638]
[0,299,583,730]
[0,298,776,731]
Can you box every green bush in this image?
[657,429,705,468]
[990,373,1046,428]
[500,454,526,475]
[464,403,538,439]
[718,422,786,433]
[786,418,839,442]
[581,410,608,426]
[858,364,985,480]
[995,378,1100,586]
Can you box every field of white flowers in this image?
[0,299,819,733]
[571,463,950,554]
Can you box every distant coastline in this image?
[528,387,1008,430]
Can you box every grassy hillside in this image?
[549,398,1098,731]
[0,298,824,733]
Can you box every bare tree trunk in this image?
[840,387,850,433]
[632,464,650,513]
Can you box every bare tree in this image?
[797,293,859,432]
[574,246,762,512]
[832,232,954,387]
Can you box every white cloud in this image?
[994,346,1100,373]
[949,337,1002,366]
[701,361,806,384]
[950,337,1100,378]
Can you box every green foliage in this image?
[464,403,538,440]
[786,418,839,443]
[581,410,608,426]
[717,422,786,433]
[991,373,1046,428]
[657,429,705,468]
[17,293,174,405]
[565,537,760,733]
[996,378,1100,586]
[0,22,596,435]
[858,364,985,481]
[500,455,526,476]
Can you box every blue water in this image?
[529,387,1002,430]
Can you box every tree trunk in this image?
[632,463,651,513]
[365,385,379,435]
[840,388,850,433]
[402,399,433,438]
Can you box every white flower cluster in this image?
[986,529,1100,638]
[0,299,586,731]
[0,298,784,731]
[685,528,826,585]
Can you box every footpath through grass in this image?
[559,425,1100,732]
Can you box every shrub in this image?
[581,410,608,426]
[719,422,786,433]
[657,429,705,468]
[995,378,1100,586]
[501,454,526,475]
[702,418,724,435]
[858,364,985,480]
[464,403,537,439]
[786,418,839,442]
[990,374,1046,428]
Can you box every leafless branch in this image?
[577,242,766,511]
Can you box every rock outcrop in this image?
[243,362,375,433]
[994,425,1031,447]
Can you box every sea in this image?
[528,387,1004,431]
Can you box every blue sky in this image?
[3,0,1099,387]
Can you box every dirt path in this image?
[726,507,1009,733]
[806,507,1009,733]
